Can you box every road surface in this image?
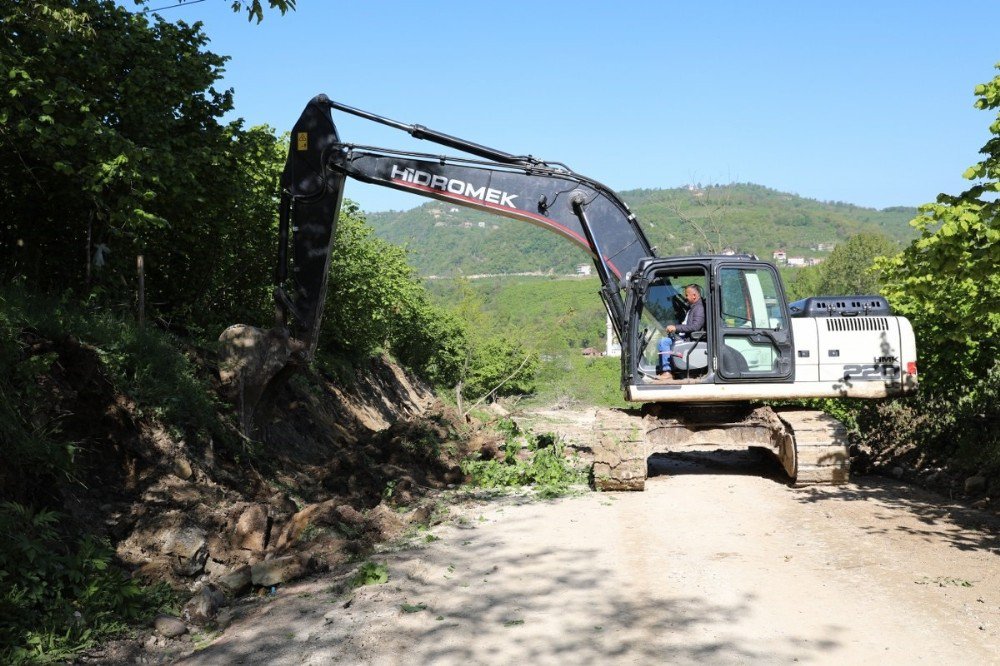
[183,449,999,665]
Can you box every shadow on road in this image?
[647,448,788,483]
[181,511,844,665]
[791,475,1000,555]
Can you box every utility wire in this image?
[143,0,208,14]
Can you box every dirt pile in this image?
[10,329,475,633]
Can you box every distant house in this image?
[462,222,473,229]
[787,256,806,267]
[814,242,836,252]
[721,248,736,256]
[477,221,486,228]
[576,264,593,276]
[772,250,787,264]
[806,257,825,266]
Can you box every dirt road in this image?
[182,445,999,665]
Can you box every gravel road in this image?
[182,447,999,665]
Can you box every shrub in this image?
[0,503,173,664]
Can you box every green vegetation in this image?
[1,0,997,656]
[351,562,389,587]
[462,422,586,497]
[0,2,481,659]
[428,275,623,407]
[0,502,174,665]
[848,64,1000,480]
[784,232,900,301]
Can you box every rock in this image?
[487,402,510,417]
[250,555,309,587]
[153,615,187,639]
[173,457,193,480]
[367,503,406,541]
[218,325,303,437]
[334,504,365,526]
[403,504,432,526]
[965,475,987,494]
[273,500,341,551]
[891,466,904,479]
[234,504,270,552]
[163,527,208,577]
[269,493,299,519]
[215,608,236,630]
[217,565,253,597]
[184,584,226,625]
[204,557,228,578]
[971,498,990,510]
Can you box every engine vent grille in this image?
[826,317,889,332]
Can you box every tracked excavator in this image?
[274,95,918,490]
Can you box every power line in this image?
[143,0,208,14]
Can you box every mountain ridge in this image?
[365,183,918,277]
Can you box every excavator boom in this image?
[277,94,653,355]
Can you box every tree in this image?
[0,1,236,315]
[816,232,898,295]
[878,64,1000,388]
[228,0,296,22]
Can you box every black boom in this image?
[276,95,655,356]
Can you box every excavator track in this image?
[591,408,647,491]
[772,408,850,486]
[590,405,850,490]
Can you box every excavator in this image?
[273,94,918,490]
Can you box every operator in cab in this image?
[656,284,705,378]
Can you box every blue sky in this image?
[146,1,997,213]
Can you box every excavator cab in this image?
[624,256,797,397]
[631,266,709,381]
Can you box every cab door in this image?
[714,263,794,381]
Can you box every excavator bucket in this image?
[276,95,345,356]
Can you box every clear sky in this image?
[145,0,997,213]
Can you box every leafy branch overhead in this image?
[133,0,297,23]
[878,62,1000,387]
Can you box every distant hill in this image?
[365,183,918,277]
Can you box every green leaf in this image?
[400,603,428,613]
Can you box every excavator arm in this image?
[277,94,655,356]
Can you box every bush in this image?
[463,336,539,401]
[0,503,173,664]
[851,361,1000,477]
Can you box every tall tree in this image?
[879,64,1000,387]
[0,1,292,324]
[816,232,898,295]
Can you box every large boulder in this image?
[232,503,271,552]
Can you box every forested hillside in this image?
[367,184,918,277]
